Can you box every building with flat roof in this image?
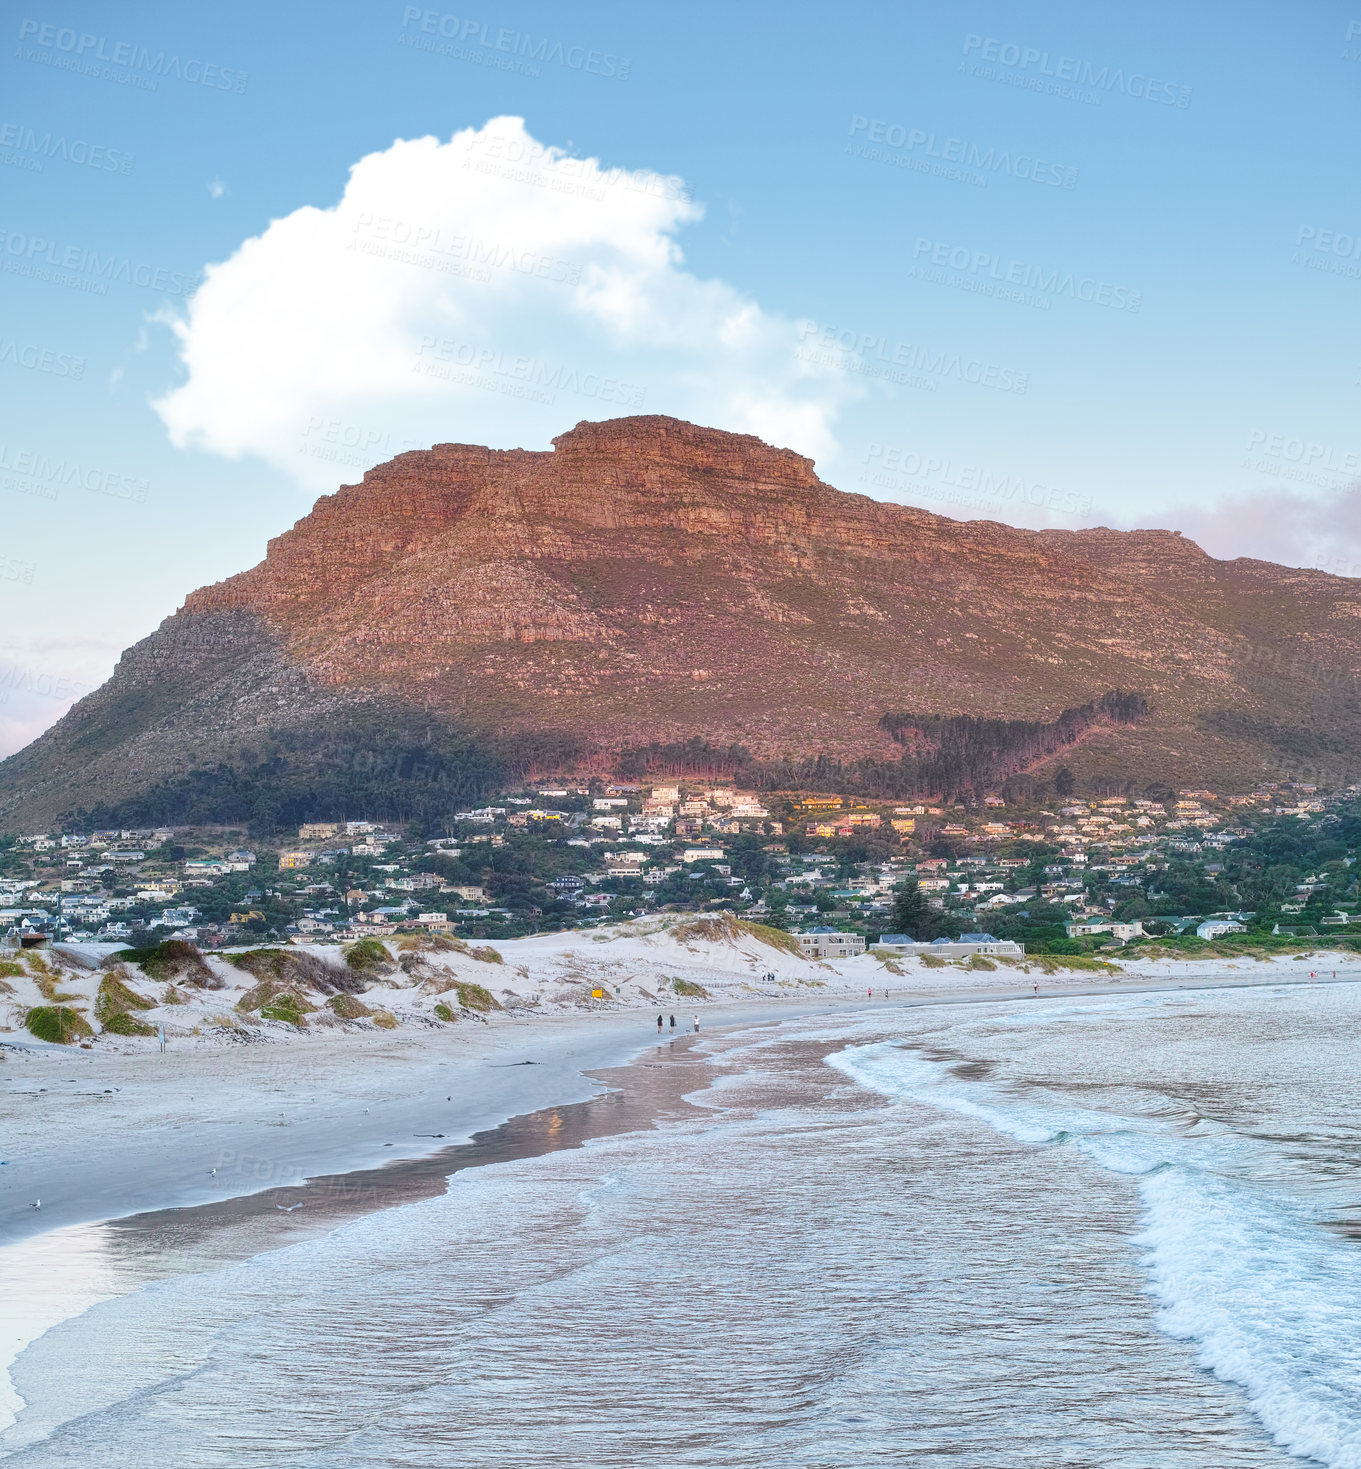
[795,927,866,959]
[875,933,1024,959]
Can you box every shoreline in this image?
[5,962,1358,1253]
[3,966,1358,1452]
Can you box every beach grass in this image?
[328,993,373,1020]
[24,1005,93,1044]
[449,982,500,1012]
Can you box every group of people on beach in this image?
[657,1014,699,1033]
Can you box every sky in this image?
[2,0,1360,756]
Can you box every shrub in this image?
[95,972,156,1026]
[671,915,801,955]
[230,947,361,994]
[433,1002,456,1022]
[671,977,710,998]
[328,992,372,1020]
[102,1010,155,1037]
[260,991,309,1027]
[920,955,947,968]
[468,945,503,965]
[24,1005,93,1044]
[371,1009,398,1029]
[117,940,218,988]
[0,959,23,979]
[397,933,467,954]
[237,980,316,1022]
[345,938,393,974]
[450,982,500,1012]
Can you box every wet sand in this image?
[50,1034,719,1296]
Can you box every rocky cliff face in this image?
[4,415,1361,825]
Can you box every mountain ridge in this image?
[3,415,1360,828]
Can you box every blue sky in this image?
[3,0,1360,755]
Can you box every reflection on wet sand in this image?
[103,1035,713,1280]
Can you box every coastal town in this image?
[3,775,1355,960]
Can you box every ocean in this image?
[4,982,1360,1466]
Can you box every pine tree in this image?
[889,879,937,939]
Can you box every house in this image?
[415,912,453,932]
[1196,919,1246,940]
[1065,921,1145,941]
[299,823,341,839]
[875,932,1025,958]
[795,927,866,959]
[279,852,312,870]
[681,847,725,863]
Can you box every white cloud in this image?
[1153,481,1361,575]
[155,117,853,489]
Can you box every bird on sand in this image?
[29,1200,40,1209]
[276,1203,304,1212]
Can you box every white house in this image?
[875,933,1025,958]
[796,927,866,959]
[1065,921,1145,941]
[1196,919,1246,940]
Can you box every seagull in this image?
[29,1200,39,1209]
[275,1203,304,1212]
[208,1168,216,1175]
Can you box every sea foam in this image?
[831,1034,1361,1468]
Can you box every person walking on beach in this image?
[693,1015,700,1033]
[669,1014,676,1031]
[657,1014,663,1033]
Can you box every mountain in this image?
[4,415,1361,829]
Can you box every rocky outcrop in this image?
[5,415,1361,825]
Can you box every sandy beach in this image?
[5,941,1358,1249]
[5,960,1361,1464]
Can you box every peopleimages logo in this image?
[910,238,1142,312]
[0,336,85,379]
[399,8,630,80]
[1243,429,1360,489]
[863,443,1092,516]
[847,116,1077,189]
[0,229,202,297]
[0,122,133,174]
[413,336,646,408]
[796,321,1029,394]
[16,19,248,92]
[961,33,1192,108]
[0,444,149,502]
